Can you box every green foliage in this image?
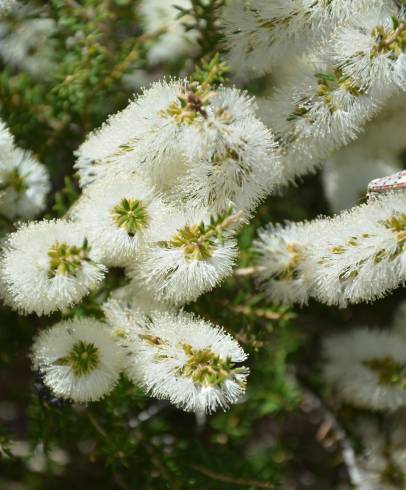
[51,176,80,218]
[190,52,229,87]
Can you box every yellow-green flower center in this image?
[169,224,214,261]
[288,69,363,120]
[178,344,247,388]
[162,81,230,126]
[164,84,214,125]
[8,169,27,193]
[364,356,406,388]
[48,240,90,277]
[164,209,240,261]
[386,213,406,245]
[111,198,148,236]
[56,340,100,377]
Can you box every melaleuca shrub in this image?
[0,71,281,411]
[1,0,406,488]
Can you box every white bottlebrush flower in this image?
[306,192,406,307]
[332,5,406,91]
[32,318,123,402]
[125,310,249,413]
[72,173,167,266]
[0,4,56,78]
[221,0,377,78]
[139,0,198,65]
[353,416,406,490]
[0,220,106,315]
[75,80,280,210]
[157,84,280,210]
[324,327,406,411]
[0,148,50,220]
[253,221,318,306]
[258,17,406,184]
[74,80,185,188]
[222,0,320,77]
[129,208,239,305]
[177,104,280,212]
[262,56,379,180]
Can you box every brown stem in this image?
[191,464,274,489]
[220,301,284,321]
[87,412,108,439]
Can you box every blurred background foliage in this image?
[0,1,404,489]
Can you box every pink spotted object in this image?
[368,170,406,194]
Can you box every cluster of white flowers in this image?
[255,187,406,307]
[0,75,285,411]
[222,0,374,78]
[0,119,50,220]
[75,79,280,211]
[2,0,405,421]
[223,0,406,181]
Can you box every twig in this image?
[191,464,274,489]
[301,388,371,490]
[87,412,108,439]
[234,266,266,277]
[220,301,283,321]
